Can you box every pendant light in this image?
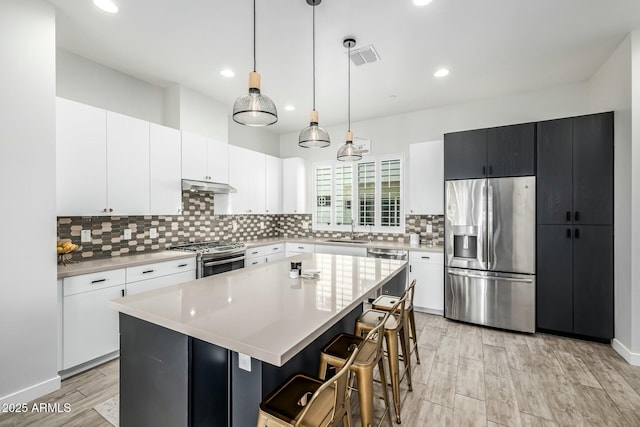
[298,0,330,148]
[337,37,362,161]
[232,0,278,127]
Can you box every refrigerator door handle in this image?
[487,184,494,269]
[448,270,534,283]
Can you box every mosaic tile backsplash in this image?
[57,192,443,261]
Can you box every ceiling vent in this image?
[349,45,380,66]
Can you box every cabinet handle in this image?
[574,228,580,239]
[574,211,580,222]
[482,166,486,175]
[109,208,114,213]
[489,165,493,175]
[142,270,154,274]
[298,246,304,249]
[409,265,412,273]
[421,256,431,259]
[566,228,571,239]
[91,278,106,284]
[178,263,188,268]
[273,247,279,251]
[251,251,258,255]
[252,261,258,265]
[266,209,269,213]
[121,289,125,297]
[566,211,571,221]
[102,208,108,213]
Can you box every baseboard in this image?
[0,376,61,406]
[612,339,640,366]
[414,306,444,316]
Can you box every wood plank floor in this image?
[2,312,640,426]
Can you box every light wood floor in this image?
[2,312,640,426]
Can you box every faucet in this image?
[350,218,357,240]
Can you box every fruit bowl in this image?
[57,240,80,265]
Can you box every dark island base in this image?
[119,305,363,427]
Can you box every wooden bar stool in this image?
[371,279,421,365]
[318,303,396,427]
[355,294,411,424]
[257,331,363,427]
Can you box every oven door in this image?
[200,253,245,278]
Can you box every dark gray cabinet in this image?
[536,112,614,340]
[537,112,613,225]
[444,123,535,180]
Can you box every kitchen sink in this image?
[324,239,370,244]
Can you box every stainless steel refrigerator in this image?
[444,176,536,333]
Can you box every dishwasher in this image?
[367,248,408,297]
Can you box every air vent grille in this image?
[349,45,380,66]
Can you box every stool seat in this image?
[259,374,336,426]
[321,333,378,368]
[372,295,412,312]
[357,309,402,331]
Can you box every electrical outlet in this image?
[80,229,92,243]
[238,353,252,372]
[260,221,265,230]
[150,228,158,239]
[124,229,132,240]
[232,221,238,232]
[302,221,309,229]
[426,224,433,233]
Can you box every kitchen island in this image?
[109,253,407,427]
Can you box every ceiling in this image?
[49,0,640,135]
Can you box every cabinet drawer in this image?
[264,243,284,254]
[285,242,315,253]
[246,247,266,258]
[409,251,444,265]
[246,257,265,268]
[64,269,126,296]
[126,257,196,283]
[265,253,285,263]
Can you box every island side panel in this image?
[120,313,189,427]
[190,338,230,427]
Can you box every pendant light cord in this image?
[348,42,351,133]
[253,0,256,72]
[312,4,316,111]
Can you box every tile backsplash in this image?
[57,192,443,261]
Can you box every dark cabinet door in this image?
[537,118,573,224]
[573,225,614,339]
[444,129,487,180]
[487,123,535,177]
[572,112,614,225]
[536,225,573,334]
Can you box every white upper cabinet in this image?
[150,123,182,215]
[265,155,282,214]
[181,131,229,183]
[56,97,108,216]
[106,111,150,215]
[226,145,266,214]
[282,157,307,214]
[408,140,444,215]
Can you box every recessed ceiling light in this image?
[220,69,235,78]
[413,0,433,6]
[434,68,450,77]
[284,105,295,111]
[93,0,119,14]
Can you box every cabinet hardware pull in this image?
[575,228,580,239]
[121,289,125,297]
[252,261,258,265]
[108,208,113,212]
[102,208,108,213]
[142,270,154,274]
[273,248,279,250]
[489,165,493,175]
[566,228,571,238]
[298,246,304,249]
[482,166,486,175]
[566,211,571,221]
[409,265,412,273]
[421,256,431,259]
[91,279,106,284]
[251,251,258,255]
[178,264,188,268]
[574,211,580,222]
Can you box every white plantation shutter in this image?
[381,159,401,226]
[358,162,376,226]
[335,164,353,225]
[315,166,332,225]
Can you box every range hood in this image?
[181,179,236,194]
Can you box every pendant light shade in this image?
[337,37,362,162]
[232,0,278,127]
[299,0,330,148]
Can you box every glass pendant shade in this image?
[299,110,330,148]
[337,131,361,161]
[233,72,278,127]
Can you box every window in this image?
[313,154,404,232]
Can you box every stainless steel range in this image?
[169,241,246,278]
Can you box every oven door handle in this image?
[203,255,246,267]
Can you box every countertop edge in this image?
[57,252,196,279]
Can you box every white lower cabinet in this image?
[246,243,284,267]
[62,269,126,370]
[314,244,367,257]
[60,257,196,372]
[285,242,315,258]
[409,251,444,315]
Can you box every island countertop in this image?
[109,253,407,366]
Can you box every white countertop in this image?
[245,237,443,253]
[108,253,407,366]
[57,251,195,278]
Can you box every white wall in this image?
[280,82,591,215]
[177,86,228,142]
[228,117,280,156]
[0,0,59,404]
[588,36,636,362]
[630,30,640,363]
[57,49,165,125]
